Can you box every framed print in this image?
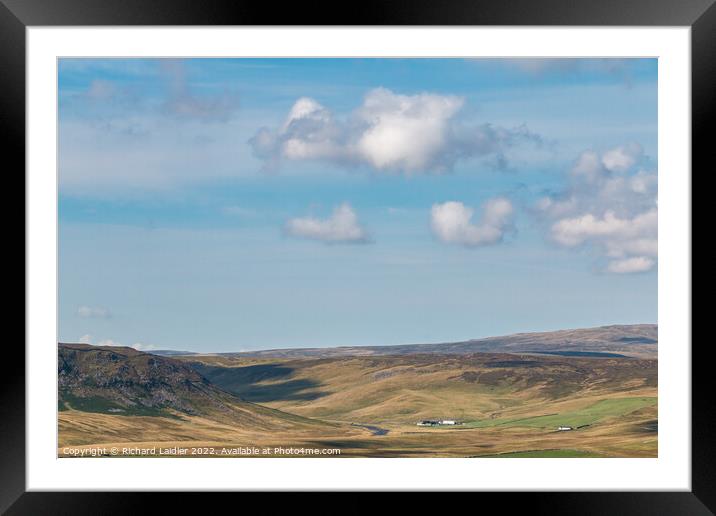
[4,0,710,512]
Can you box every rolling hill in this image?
[213,324,657,359]
[57,324,658,457]
[58,343,337,431]
[185,352,657,427]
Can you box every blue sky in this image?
[58,58,658,352]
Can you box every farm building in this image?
[417,420,440,426]
[416,419,463,427]
[557,426,573,431]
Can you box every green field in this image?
[465,397,656,429]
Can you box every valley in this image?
[58,324,658,458]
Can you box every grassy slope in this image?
[186,354,656,426]
[175,353,658,457]
[58,343,658,458]
[57,344,352,450]
[58,408,364,451]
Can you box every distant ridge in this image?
[181,324,658,360]
[149,349,201,357]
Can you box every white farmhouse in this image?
[557,426,573,431]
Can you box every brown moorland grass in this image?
[185,353,656,428]
[58,348,657,458]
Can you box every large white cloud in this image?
[431,198,514,247]
[249,88,542,174]
[536,143,657,273]
[355,88,463,171]
[285,203,369,244]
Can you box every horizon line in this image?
[58,321,658,355]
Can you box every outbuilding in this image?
[417,420,440,426]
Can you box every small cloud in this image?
[600,143,643,173]
[550,209,657,248]
[431,198,514,247]
[606,256,655,274]
[285,203,370,244]
[77,334,154,351]
[77,305,111,319]
[127,342,155,352]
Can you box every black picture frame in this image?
[3,0,708,513]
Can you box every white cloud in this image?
[570,150,603,184]
[77,305,111,318]
[605,237,658,259]
[601,143,643,173]
[282,97,330,132]
[285,203,369,244]
[431,198,514,247]
[569,144,643,184]
[249,87,542,174]
[606,256,655,274]
[77,334,154,351]
[630,171,658,194]
[355,88,463,171]
[551,209,657,248]
[536,143,657,273]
